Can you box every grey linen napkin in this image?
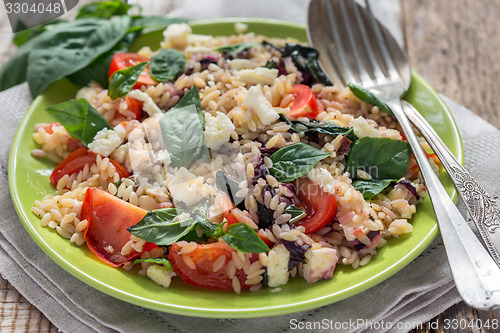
[1,1,500,332]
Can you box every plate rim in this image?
[8,18,462,318]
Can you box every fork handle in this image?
[402,100,500,267]
[387,98,500,310]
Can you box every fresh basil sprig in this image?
[77,0,131,19]
[45,98,111,146]
[133,257,172,271]
[150,49,186,82]
[127,208,193,246]
[108,61,149,99]
[27,16,131,97]
[215,42,258,57]
[160,86,209,168]
[222,223,270,253]
[348,83,393,114]
[269,142,330,182]
[279,114,357,141]
[352,179,395,200]
[346,137,411,181]
[284,205,307,224]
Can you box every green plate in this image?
[8,19,462,318]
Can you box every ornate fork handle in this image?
[402,100,500,266]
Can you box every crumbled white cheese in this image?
[242,86,279,125]
[235,22,248,34]
[156,149,171,167]
[299,247,338,283]
[167,167,206,206]
[227,59,252,70]
[127,90,162,116]
[146,265,176,288]
[352,116,380,138]
[203,112,235,150]
[88,125,126,157]
[236,67,279,85]
[307,167,336,195]
[162,23,192,48]
[267,244,290,287]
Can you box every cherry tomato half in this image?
[50,148,129,187]
[81,187,156,267]
[287,84,324,119]
[294,177,338,233]
[108,52,157,88]
[169,241,250,290]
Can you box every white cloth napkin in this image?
[1,1,500,332]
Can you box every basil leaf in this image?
[0,36,36,91]
[12,19,65,46]
[279,114,357,141]
[284,205,306,224]
[77,0,131,19]
[108,61,149,99]
[129,17,189,33]
[197,218,225,239]
[150,49,186,82]
[215,42,258,57]
[27,16,130,97]
[222,223,270,253]
[133,258,172,271]
[68,31,138,88]
[127,208,197,246]
[346,137,411,181]
[45,98,111,146]
[348,83,393,114]
[170,86,204,126]
[282,43,332,86]
[352,179,394,200]
[160,104,209,169]
[269,142,330,182]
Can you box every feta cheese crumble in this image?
[204,112,235,150]
[242,86,279,125]
[88,125,125,157]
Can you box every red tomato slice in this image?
[81,187,153,266]
[287,84,324,119]
[221,193,240,225]
[294,177,338,233]
[109,52,157,88]
[50,148,130,187]
[169,241,250,290]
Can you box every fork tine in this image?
[364,0,400,81]
[338,0,372,86]
[351,0,385,82]
[325,0,356,85]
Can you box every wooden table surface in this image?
[1,0,499,332]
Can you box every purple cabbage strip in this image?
[336,136,351,156]
[397,180,419,198]
[282,240,311,271]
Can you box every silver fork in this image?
[308,0,500,310]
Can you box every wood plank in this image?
[0,278,57,332]
[403,0,500,128]
[404,0,500,331]
[1,0,499,332]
